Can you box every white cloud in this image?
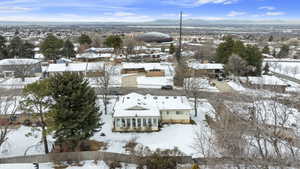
[0,13,154,22]
[265,12,285,16]
[0,6,33,13]
[227,11,246,17]
[163,0,238,7]
[259,6,276,10]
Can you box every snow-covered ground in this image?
[0,161,137,169]
[0,98,215,159]
[267,61,300,80]
[0,77,40,89]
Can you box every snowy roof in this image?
[113,93,192,118]
[188,63,224,70]
[47,62,104,73]
[122,63,165,71]
[76,53,112,59]
[240,75,288,86]
[0,59,40,66]
[114,93,160,117]
[85,47,114,52]
[154,95,192,110]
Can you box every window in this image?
[148,119,152,127]
[122,119,126,128]
[143,119,147,127]
[153,119,157,126]
[166,111,169,115]
[132,119,136,128]
[176,111,181,115]
[126,119,130,128]
[137,119,141,127]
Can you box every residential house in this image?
[0,59,42,78]
[113,93,192,132]
[121,63,165,77]
[188,62,224,78]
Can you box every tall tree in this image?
[47,73,101,151]
[78,34,92,46]
[8,36,23,58]
[240,45,263,76]
[169,43,176,54]
[215,36,235,63]
[40,34,63,60]
[21,79,51,154]
[0,35,7,59]
[21,42,35,58]
[103,35,123,54]
[277,44,290,58]
[62,39,75,58]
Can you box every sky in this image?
[0,0,298,22]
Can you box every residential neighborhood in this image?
[0,1,300,168]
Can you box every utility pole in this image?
[176,11,183,62]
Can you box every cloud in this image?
[163,0,239,7]
[259,6,276,10]
[0,6,33,13]
[227,11,246,17]
[265,12,285,16]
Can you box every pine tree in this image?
[62,39,75,58]
[21,42,35,58]
[47,73,102,151]
[104,35,123,54]
[263,63,270,75]
[8,36,23,58]
[277,44,290,58]
[40,34,64,60]
[78,34,92,46]
[0,35,7,59]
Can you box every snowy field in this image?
[266,60,300,80]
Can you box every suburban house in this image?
[187,62,224,78]
[45,62,105,77]
[113,93,192,132]
[239,75,289,93]
[76,52,113,62]
[0,59,42,78]
[121,63,165,77]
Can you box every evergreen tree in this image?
[240,45,263,76]
[40,34,64,60]
[21,79,51,154]
[47,73,101,151]
[263,62,270,75]
[169,43,176,54]
[21,42,35,58]
[78,34,92,46]
[103,35,123,54]
[277,44,290,58]
[269,35,274,42]
[8,36,23,58]
[62,39,75,58]
[215,36,235,63]
[0,35,7,59]
[262,45,270,54]
[232,40,245,55]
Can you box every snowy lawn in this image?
[0,98,215,159]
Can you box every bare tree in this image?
[225,55,249,77]
[184,77,209,117]
[0,96,18,150]
[96,63,116,115]
[6,59,40,82]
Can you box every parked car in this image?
[161,85,173,90]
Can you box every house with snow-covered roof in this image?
[121,63,165,77]
[239,75,289,93]
[187,61,224,78]
[113,93,192,132]
[46,62,105,77]
[0,59,42,78]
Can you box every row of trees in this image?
[262,44,290,58]
[216,37,263,76]
[0,35,35,59]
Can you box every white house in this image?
[113,93,192,132]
